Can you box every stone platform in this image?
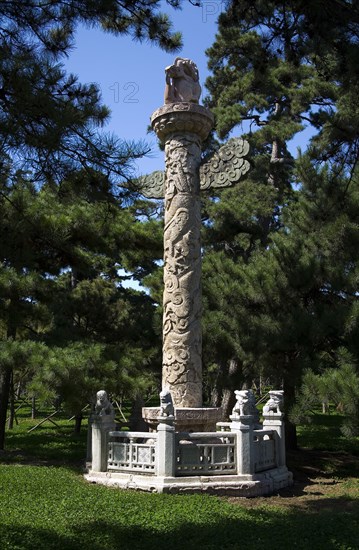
[85,467,293,496]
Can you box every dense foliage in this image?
[1,0,359,451]
[0,0,184,449]
[201,0,359,440]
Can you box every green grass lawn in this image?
[1,407,358,550]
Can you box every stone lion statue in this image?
[164,57,201,104]
[232,390,251,417]
[159,389,174,418]
[95,390,114,417]
[263,390,284,415]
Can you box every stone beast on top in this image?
[164,57,201,104]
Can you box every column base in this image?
[142,406,223,432]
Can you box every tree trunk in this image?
[16,380,22,400]
[74,414,83,435]
[283,377,298,450]
[0,367,12,450]
[129,395,148,431]
[220,359,241,420]
[210,360,226,408]
[210,382,221,408]
[285,419,298,450]
[31,396,36,419]
[0,305,17,449]
[221,388,235,420]
[7,371,15,430]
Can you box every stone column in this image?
[151,104,214,408]
[262,391,286,468]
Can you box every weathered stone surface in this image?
[164,57,201,104]
[134,170,165,199]
[159,389,174,419]
[151,103,214,142]
[263,390,284,415]
[231,389,251,418]
[150,104,213,408]
[95,390,115,418]
[147,71,251,410]
[91,414,116,472]
[162,135,202,407]
[135,137,250,199]
[200,137,250,189]
[85,467,293,496]
[142,405,222,432]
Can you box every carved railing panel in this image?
[106,428,282,477]
[108,432,157,474]
[253,430,277,472]
[175,432,236,476]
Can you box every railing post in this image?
[156,417,176,477]
[230,415,255,475]
[230,389,258,475]
[263,413,286,467]
[91,414,116,472]
[86,413,94,464]
[262,390,286,468]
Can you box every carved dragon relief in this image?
[133,137,250,199]
[138,59,252,410]
[161,133,203,408]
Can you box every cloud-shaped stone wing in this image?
[133,170,165,199]
[200,138,250,190]
[134,137,250,198]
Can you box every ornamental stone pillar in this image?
[151,103,213,408]
[141,58,250,432]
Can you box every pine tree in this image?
[0,0,184,449]
[203,0,359,444]
[0,168,163,441]
[0,1,182,184]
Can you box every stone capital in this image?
[157,419,175,431]
[262,412,284,426]
[151,103,214,142]
[92,414,116,425]
[230,415,256,430]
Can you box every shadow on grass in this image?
[2,426,87,471]
[287,447,359,480]
[1,500,358,550]
[297,413,359,455]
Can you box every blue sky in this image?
[64,1,222,176]
[62,1,313,291]
[64,0,313,181]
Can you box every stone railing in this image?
[89,389,287,483]
[108,432,157,474]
